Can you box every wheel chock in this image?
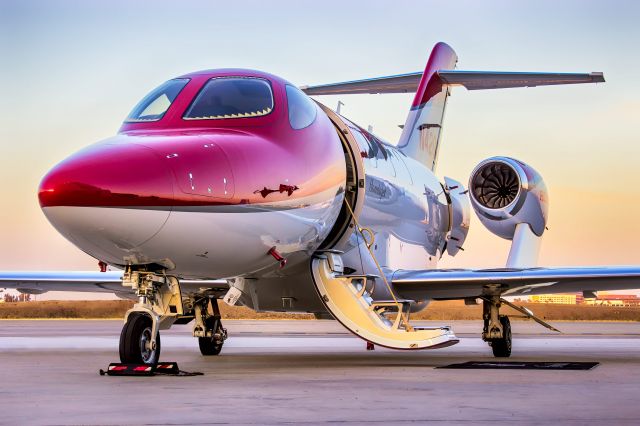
[100,363,156,376]
[99,362,199,376]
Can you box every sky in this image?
[1,0,639,299]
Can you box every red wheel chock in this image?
[99,362,200,376]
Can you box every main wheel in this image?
[491,315,512,358]
[119,312,161,365]
[199,316,224,356]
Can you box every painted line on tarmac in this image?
[1,336,639,352]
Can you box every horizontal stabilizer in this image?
[439,71,605,90]
[301,72,423,95]
[301,71,604,95]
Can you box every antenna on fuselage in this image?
[336,100,344,115]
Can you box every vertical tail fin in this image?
[398,42,458,171]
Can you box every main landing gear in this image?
[198,316,227,355]
[194,297,227,356]
[480,295,562,358]
[118,267,228,365]
[482,296,512,358]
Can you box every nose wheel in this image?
[119,312,161,365]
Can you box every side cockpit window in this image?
[184,77,273,120]
[286,85,317,130]
[125,78,189,122]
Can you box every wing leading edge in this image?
[0,271,228,295]
[0,271,125,294]
[392,266,640,301]
[301,71,604,96]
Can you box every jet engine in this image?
[469,157,548,240]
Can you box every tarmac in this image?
[0,319,639,425]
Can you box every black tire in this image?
[119,313,161,365]
[491,315,512,358]
[199,316,224,356]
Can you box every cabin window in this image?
[351,129,375,158]
[125,79,189,122]
[286,85,317,129]
[364,133,389,161]
[183,77,274,120]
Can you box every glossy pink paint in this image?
[410,42,457,108]
[39,69,345,210]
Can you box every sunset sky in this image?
[1,0,639,299]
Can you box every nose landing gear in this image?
[117,266,228,365]
[118,269,174,365]
[119,312,161,364]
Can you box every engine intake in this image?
[469,157,548,240]
[471,162,520,209]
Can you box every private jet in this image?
[3,42,637,364]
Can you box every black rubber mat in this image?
[438,361,599,370]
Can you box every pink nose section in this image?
[38,143,176,260]
[39,143,174,208]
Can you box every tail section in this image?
[301,41,603,172]
[397,42,458,171]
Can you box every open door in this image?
[311,252,458,350]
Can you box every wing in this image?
[300,71,604,95]
[0,271,228,296]
[391,266,640,300]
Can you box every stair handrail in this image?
[343,201,414,332]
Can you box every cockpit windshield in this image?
[183,77,273,120]
[125,79,189,122]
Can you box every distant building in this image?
[3,293,32,303]
[529,294,577,305]
[585,294,640,307]
[529,293,640,306]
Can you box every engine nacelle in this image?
[469,157,548,240]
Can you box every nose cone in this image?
[39,143,174,208]
[39,143,174,264]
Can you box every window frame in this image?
[182,76,275,121]
[285,84,318,130]
[124,78,190,123]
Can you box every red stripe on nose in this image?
[39,143,174,208]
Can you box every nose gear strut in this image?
[118,266,228,364]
